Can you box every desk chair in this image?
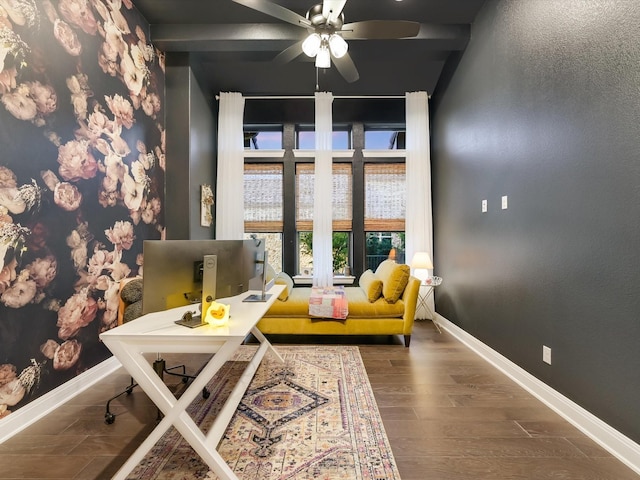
[104,278,209,424]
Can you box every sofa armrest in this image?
[401,276,421,335]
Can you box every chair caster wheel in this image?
[105,412,116,425]
[202,388,210,399]
[182,377,189,383]
[125,387,133,395]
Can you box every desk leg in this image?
[106,339,243,480]
[250,326,284,363]
[205,339,270,447]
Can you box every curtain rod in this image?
[214,94,411,100]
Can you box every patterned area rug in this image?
[128,345,401,480]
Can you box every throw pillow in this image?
[374,259,397,284]
[375,260,410,303]
[266,263,277,283]
[274,271,294,301]
[359,269,383,302]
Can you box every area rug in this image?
[128,345,401,480]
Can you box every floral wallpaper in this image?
[0,0,165,418]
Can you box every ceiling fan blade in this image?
[273,40,305,65]
[333,52,359,83]
[341,20,420,39]
[232,0,311,28]
[322,0,347,26]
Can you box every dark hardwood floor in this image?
[0,320,637,479]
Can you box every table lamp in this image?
[410,252,433,285]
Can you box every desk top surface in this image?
[100,285,284,341]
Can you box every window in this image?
[296,125,351,150]
[364,126,405,149]
[296,163,352,274]
[242,121,407,278]
[364,163,406,270]
[243,125,283,150]
[298,232,351,275]
[365,232,405,271]
[243,164,283,271]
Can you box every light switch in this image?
[501,195,508,210]
[481,199,487,213]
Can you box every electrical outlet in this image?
[543,345,552,365]
[501,195,508,210]
[482,199,488,213]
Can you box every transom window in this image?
[244,125,283,150]
[364,125,405,149]
[296,125,351,150]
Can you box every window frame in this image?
[242,122,405,278]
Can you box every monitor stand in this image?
[175,310,206,328]
[243,250,272,302]
[176,254,218,327]
[243,292,272,303]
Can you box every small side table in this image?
[416,276,443,333]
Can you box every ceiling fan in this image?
[232,0,420,83]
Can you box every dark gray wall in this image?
[189,69,216,239]
[431,0,640,443]
[165,53,216,239]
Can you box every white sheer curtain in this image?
[216,92,245,239]
[405,92,434,311]
[312,92,334,287]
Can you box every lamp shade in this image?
[315,45,331,68]
[411,252,433,270]
[302,33,321,57]
[328,34,348,58]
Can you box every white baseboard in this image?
[0,356,121,443]
[435,313,640,476]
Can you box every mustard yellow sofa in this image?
[257,260,420,347]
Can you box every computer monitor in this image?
[141,239,266,315]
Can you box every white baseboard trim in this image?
[435,313,640,476]
[0,356,121,443]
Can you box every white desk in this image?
[99,285,284,480]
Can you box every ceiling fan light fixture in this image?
[302,33,322,57]
[315,44,331,68]
[328,33,348,58]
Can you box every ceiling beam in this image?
[150,23,470,52]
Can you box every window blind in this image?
[296,163,352,231]
[364,163,406,231]
[244,164,283,232]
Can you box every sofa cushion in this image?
[274,271,294,301]
[120,278,143,303]
[344,287,405,318]
[375,260,410,303]
[266,287,313,316]
[264,286,405,319]
[123,301,143,323]
[118,277,143,324]
[359,269,382,302]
